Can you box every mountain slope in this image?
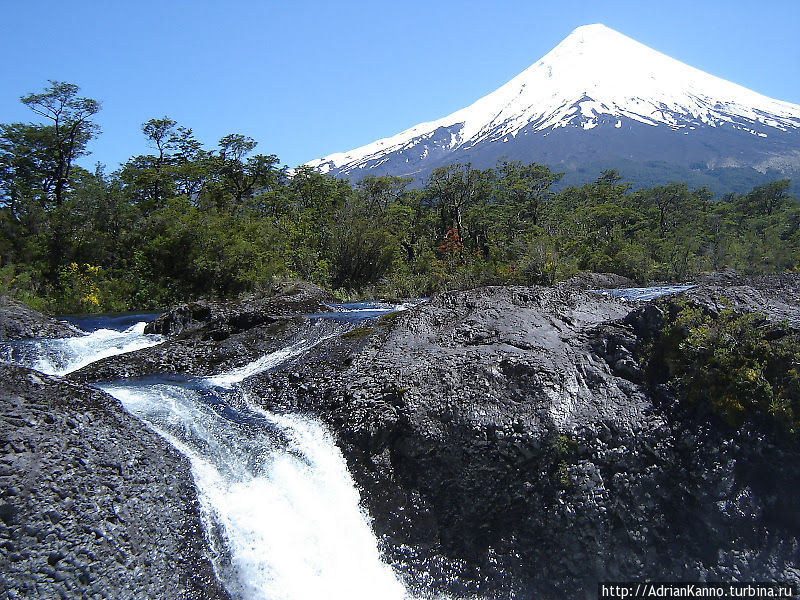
[307,24,800,189]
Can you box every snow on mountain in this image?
[307,24,800,182]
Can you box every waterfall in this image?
[2,309,421,599]
[101,376,409,600]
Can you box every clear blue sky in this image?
[1,0,798,171]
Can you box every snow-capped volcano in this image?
[307,24,800,188]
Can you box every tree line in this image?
[1,81,798,313]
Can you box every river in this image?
[0,288,690,598]
[1,303,421,600]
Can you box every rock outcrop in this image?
[681,272,800,326]
[0,297,82,341]
[560,271,637,290]
[19,273,799,599]
[242,280,800,598]
[71,281,340,383]
[71,316,306,383]
[0,364,229,600]
[144,281,332,339]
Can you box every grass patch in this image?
[377,310,403,328]
[341,326,375,340]
[552,434,578,486]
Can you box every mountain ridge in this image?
[307,24,800,190]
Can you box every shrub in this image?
[57,263,103,313]
[658,300,800,434]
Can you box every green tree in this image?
[0,123,58,219]
[326,199,397,289]
[426,163,493,245]
[141,117,178,207]
[737,179,792,218]
[635,183,711,279]
[214,134,281,208]
[19,81,100,207]
[356,175,409,215]
[120,117,189,212]
[496,160,562,232]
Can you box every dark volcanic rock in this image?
[0,364,228,600]
[682,272,800,326]
[693,268,747,286]
[71,316,300,383]
[243,283,800,598]
[70,316,347,384]
[144,281,332,339]
[71,281,342,384]
[0,297,82,341]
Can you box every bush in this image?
[56,263,103,313]
[658,300,800,434]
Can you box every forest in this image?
[1,82,798,313]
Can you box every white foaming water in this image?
[2,322,163,376]
[206,337,328,388]
[591,284,695,302]
[6,303,451,599]
[101,380,411,600]
[316,300,426,323]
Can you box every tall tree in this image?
[169,125,208,199]
[0,123,58,219]
[497,160,562,230]
[142,117,177,207]
[19,81,100,206]
[355,175,409,215]
[426,163,491,242]
[215,134,281,207]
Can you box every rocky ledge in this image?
[70,281,339,383]
[143,280,332,339]
[241,276,800,598]
[0,297,82,341]
[682,272,800,326]
[0,364,229,600]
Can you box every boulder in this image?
[69,280,342,384]
[144,280,332,340]
[681,272,800,327]
[559,271,637,290]
[242,282,800,598]
[0,297,82,341]
[70,316,346,383]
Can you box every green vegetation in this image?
[1,81,799,313]
[376,310,403,328]
[552,434,579,486]
[657,301,800,435]
[341,326,375,340]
